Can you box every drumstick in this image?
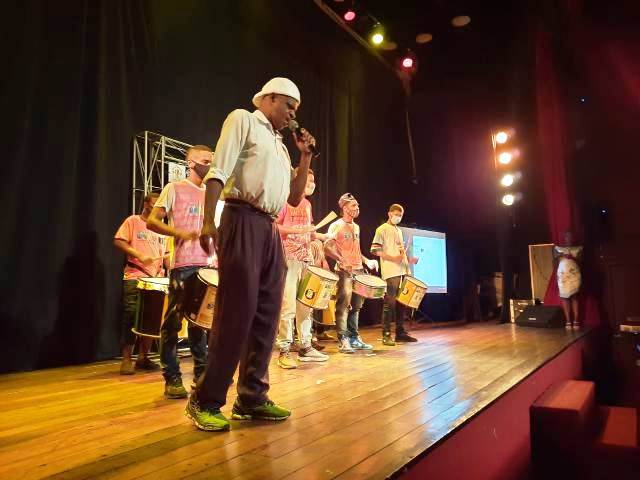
[314,211,338,231]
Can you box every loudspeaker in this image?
[515,305,565,328]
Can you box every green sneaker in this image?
[231,399,291,421]
[185,397,230,431]
[164,377,188,399]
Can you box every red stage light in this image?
[402,57,414,68]
[344,10,356,21]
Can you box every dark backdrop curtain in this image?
[0,0,404,373]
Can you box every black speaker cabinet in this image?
[515,305,565,328]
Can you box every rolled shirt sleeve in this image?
[203,109,250,186]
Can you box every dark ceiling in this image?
[325,0,530,92]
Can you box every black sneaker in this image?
[231,399,291,421]
[164,377,188,399]
[382,334,396,346]
[395,333,418,343]
[135,357,160,371]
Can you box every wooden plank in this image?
[0,323,585,480]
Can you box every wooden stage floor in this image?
[0,322,586,480]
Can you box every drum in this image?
[353,274,387,299]
[396,275,428,308]
[319,299,337,325]
[133,277,169,338]
[319,283,339,325]
[182,268,218,330]
[297,266,339,310]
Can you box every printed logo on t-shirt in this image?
[188,204,202,215]
[136,232,148,240]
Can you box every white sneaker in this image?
[298,346,329,362]
[339,337,355,354]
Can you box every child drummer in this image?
[147,145,215,398]
[274,168,329,369]
[114,192,168,375]
[370,203,419,345]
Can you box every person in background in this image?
[114,192,167,374]
[275,168,329,369]
[147,145,214,398]
[324,193,378,353]
[554,231,583,328]
[370,203,418,345]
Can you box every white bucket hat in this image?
[252,77,301,108]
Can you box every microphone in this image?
[288,119,318,156]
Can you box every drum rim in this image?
[306,265,339,281]
[354,274,387,288]
[197,267,219,286]
[403,275,428,289]
[138,276,169,285]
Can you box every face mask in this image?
[305,183,316,196]
[192,162,210,179]
[390,215,402,225]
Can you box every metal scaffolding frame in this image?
[131,131,193,214]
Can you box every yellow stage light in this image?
[502,194,515,206]
[500,174,515,187]
[495,131,508,144]
[498,152,513,165]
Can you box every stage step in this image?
[530,380,596,476]
[530,380,596,441]
[590,406,640,478]
[597,405,638,448]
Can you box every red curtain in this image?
[535,29,574,307]
[536,2,640,327]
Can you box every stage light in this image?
[498,152,513,165]
[495,131,509,144]
[370,24,384,46]
[344,10,356,22]
[416,33,433,44]
[399,50,417,70]
[500,174,515,187]
[502,194,515,206]
[452,16,471,27]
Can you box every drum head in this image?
[355,274,386,288]
[198,268,219,286]
[307,265,339,281]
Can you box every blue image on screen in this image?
[411,236,447,291]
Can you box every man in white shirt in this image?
[186,78,316,431]
[371,204,419,345]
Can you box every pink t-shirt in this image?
[115,215,166,280]
[155,179,216,269]
[277,199,314,263]
[328,218,363,271]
